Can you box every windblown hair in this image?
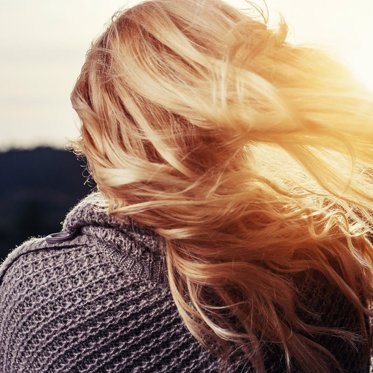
[70,0,373,372]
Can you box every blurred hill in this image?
[0,147,95,261]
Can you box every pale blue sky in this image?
[1,0,372,150]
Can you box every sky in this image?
[1,0,372,150]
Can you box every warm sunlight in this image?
[346,46,373,91]
[1,0,372,149]
[262,0,373,92]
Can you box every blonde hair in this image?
[70,0,373,372]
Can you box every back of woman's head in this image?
[71,1,373,372]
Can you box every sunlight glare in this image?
[346,48,373,91]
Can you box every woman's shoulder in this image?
[0,232,88,286]
[0,196,222,373]
[0,230,200,373]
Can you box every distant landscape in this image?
[0,147,95,262]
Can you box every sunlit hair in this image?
[70,0,373,371]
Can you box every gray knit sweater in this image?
[0,192,370,373]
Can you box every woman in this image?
[0,0,372,372]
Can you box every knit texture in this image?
[0,192,371,373]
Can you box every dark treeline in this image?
[0,147,95,262]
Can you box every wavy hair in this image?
[70,0,373,372]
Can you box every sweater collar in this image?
[62,191,165,255]
[61,192,168,285]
